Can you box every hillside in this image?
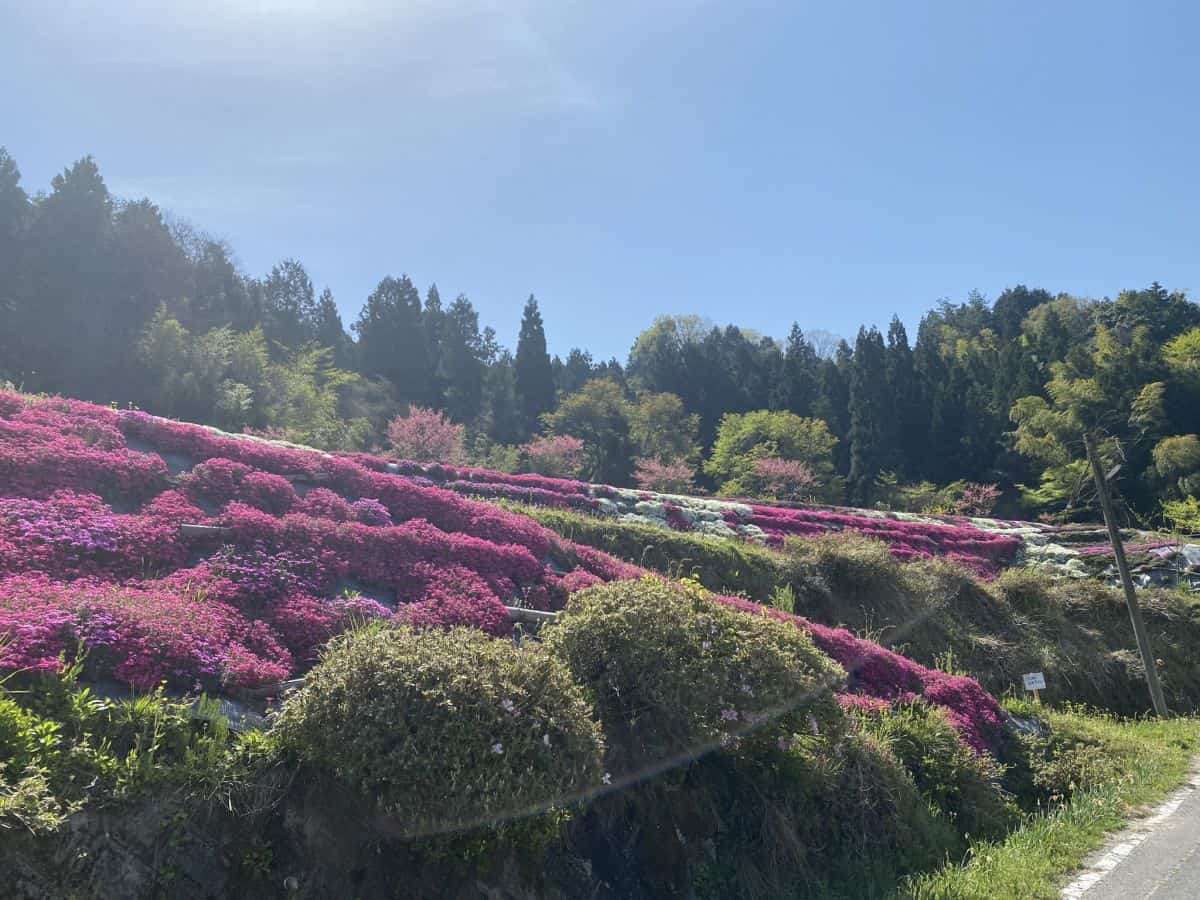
[0,389,1003,745]
[3,389,1200,898]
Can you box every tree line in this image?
[3,150,1200,525]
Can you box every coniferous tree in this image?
[353,275,429,406]
[812,341,853,480]
[514,295,555,435]
[884,317,922,476]
[992,284,1052,340]
[554,348,599,397]
[482,350,524,445]
[184,238,260,333]
[262,259,318,351]
[20,156,115,397]
[774,324,820,417]
[440,295,486,423]
[847,326,889,503]
[0,148,30,373]
[314,288,353,367]
[422,284,447,408]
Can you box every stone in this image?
[634,500,667,519]
[594,498,621,517]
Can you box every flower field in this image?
[0,391,1006,752]
[364,456,1025,577]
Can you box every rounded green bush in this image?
[542,577,844,771]
[273,625,605,834]
[854,699,1017,843]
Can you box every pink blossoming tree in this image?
[387,406,465,464]
[522,434,585,478]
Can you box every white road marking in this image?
[1062,767,1200,898]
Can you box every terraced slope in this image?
[0,390,1003,750]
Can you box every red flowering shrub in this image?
[749,457,818,502]
[350,497,392,527]
[0,390,25,418]
[745,505,1021,577]
[185,458,297,513]
[561,568,603,593]
[522,434,585,479]
[387,406,465,464]
[0,417,168,500]
[953,482,1001,517]
[633,457,695,493]
[185,458,254,505]
[241,471,298,514]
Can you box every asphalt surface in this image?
[1063,767,1200,899]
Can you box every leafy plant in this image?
[274,625,604,834]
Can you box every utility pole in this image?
[1084,432,1168,717]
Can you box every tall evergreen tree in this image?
[313,288,353,367]
[353,275,429,406]
[992,284,1052,340]
[439,294,486,422]
[812,341,853,479]
[421,284,446,407]
[773,324,820,417]
[184,238,259,333]
[21,156,115,396]
[514,295,555,434]
[482,350,524,445]
[884,317,922,476]
[0,148,29,372]
[554,348,599,397]
[848,326,889,503]
[262,259,318,351]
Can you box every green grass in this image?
[903,707,1200,899]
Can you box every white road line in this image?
[1061,767,1200,898]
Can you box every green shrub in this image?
[993,567,1052,614]
[542,577,844,772]
[857,700,1018,843]
[1000,699,1127,809]
[0,769,78,834]
[691,729,959,899]
[274,625,604,835]
[508,502,787,599]
[0,695,53,780]
[703,410,838,499]
[784,531,902,594]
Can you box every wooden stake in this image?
[1084,432,1169,717]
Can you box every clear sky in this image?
[4,1,1197,359]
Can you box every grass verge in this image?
[903,705,1200,899]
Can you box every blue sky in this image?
[4,1,1197,359]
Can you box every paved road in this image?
[1063,768,1200,899]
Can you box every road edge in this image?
[1061,760,1200,898]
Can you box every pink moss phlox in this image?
[0,491,185,579]
[712,593,1003,753]
[396,563,512,636]
[267,592,391,664]
[0,417,168,500]
[0,573,292,689]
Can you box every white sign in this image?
[1022,672,1046,691]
